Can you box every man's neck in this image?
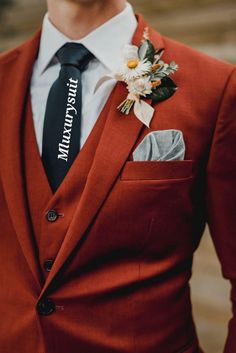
[47,0,127,40]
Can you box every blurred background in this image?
[0,0,235,352]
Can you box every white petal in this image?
[123,44,139,61]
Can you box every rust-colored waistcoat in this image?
[23,96,109,279]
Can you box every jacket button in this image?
[37,298,55,316]
[46,210,58,222]
[43,259,54,272]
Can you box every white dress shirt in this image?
[30,3,137,155]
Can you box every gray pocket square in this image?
[133,129,186,161]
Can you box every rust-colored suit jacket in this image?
[0,14,236,353]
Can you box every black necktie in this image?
[42,42,94,192]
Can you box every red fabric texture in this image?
[23,91,110,276]
[0,14,235,353]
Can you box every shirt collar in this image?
[37,2,137,75]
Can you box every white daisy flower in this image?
[115,44,153,82]
[118,59,152,82]
[128,77,153,97]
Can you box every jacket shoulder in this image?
[162,35,235,78]
[0,47,20,65]
[0,30,41,65]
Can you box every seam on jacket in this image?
[205,68,236,258]
[205,67,236,173]
[212,67,236,139]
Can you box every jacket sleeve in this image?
[206,67,236,353]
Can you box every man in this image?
[0,0,235,352]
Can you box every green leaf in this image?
[147,77,178,103]
[138,40,155,63]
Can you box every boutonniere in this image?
[95,28,179,127]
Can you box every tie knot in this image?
[56,42,94,71]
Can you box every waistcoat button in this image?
[43,259,54,272]
[46,210,58,222]
[37,298,55,316]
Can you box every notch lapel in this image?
[0,32,42,289]
[41,15,164,295]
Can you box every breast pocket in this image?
[120,160,194,182]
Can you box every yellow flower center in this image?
[127,60,139,69]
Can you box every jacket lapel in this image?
[0,31,42,289]
[41,15,165,295]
